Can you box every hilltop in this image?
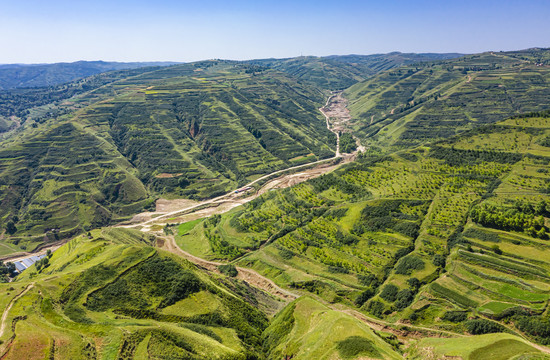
[345,48,550,152]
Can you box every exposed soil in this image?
[157,236,298,301]
[122,156,353,228]
[155,173,183,179]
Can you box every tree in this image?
[395,289,414,310]
[6,262,16,277]
[355,288,375,307]
[432,254,446,268]
[407,277,421,291]
[379,284,399,302]
[6,221,17,234]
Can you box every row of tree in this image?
[471,203,548,239]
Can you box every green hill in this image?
[264,296,402,359]
[0,61,178,90]
[0,228,271,359]
[345,48,550,152]
[0,61,336,251]
[251,52,463,90]
[3,50,550,360]
[174,112,550,351]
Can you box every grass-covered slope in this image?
[345,48,550,152]
[263,296,402,359]
[173,113,550,348]
[408,333,548,360]
[0,61,335,251]
[0,228,269,359]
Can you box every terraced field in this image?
[0,61,339,252]
[2,50,550,359]
[168,113,550,353]
[345,49,550,152]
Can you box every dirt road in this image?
[0,283,34,342]
[120,92,364,229]
[157,236,298,301]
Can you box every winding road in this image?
[119,92,358,230]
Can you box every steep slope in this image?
[0,61,335,252]
[0,228,270,359]
[173,112,550,349]
[264,296,402,359]
[0,61,178,90]
[345,49,550,152]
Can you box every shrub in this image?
[515,316,550,345]
[379,284,399,302]
[465,319,506,334]
[218,264,238,277]
[395,289,414,310]
[337,336,380,359]
[491,245,502,255]
[278,248,294,260]
[357,273,379,287]
[366,301,385,317]
[407,277,421,291]
[328,266,349,274]
[354,288,375,307]
[432,254,446,268]
[442,311,468,323]
[395,255,425,275]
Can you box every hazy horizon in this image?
[1,0,549,63]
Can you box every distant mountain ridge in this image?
[0,60,179,89]
[248,52,464,90]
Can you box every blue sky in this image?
[1,0,549,63]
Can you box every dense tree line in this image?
[470,202,548,239]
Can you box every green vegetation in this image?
[3,50,550,359]
[263,297,401,360]
[177,112,550,352]
[0,230,269,359]
[0,61,337,252]
[339,132,358,153]
[0,61,176,90]
[250,52,461,90]
[409,333,545,360]
[345,49,550,152]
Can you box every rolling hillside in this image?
[251,52,463,90]
[173,111,550,353]
[0,228,272,359]
[345,48,550,152]
[2,50,550,360]
[0,61,178,90]
[0,61,336,252]
[2,113,549,359]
